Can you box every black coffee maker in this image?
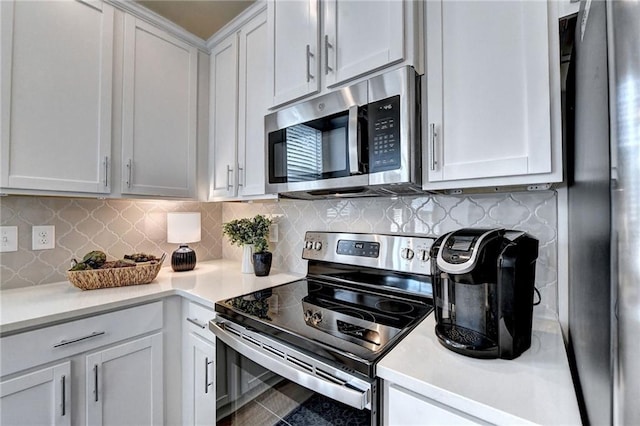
[430,228,539,359]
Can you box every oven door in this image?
[210,318,378,425]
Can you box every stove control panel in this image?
[303,231,435,275]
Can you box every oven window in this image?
[268,111,354,184]
[216,340,372,426]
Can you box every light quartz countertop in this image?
[0,259,581,424]
[377,314,582,425]
[0,259,302,335]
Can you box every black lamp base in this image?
[172,245,196,272]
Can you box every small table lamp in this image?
[167,212,201,272]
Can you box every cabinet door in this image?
[184,332,216,426]
[122,16,197,198]
[268,0,319,107]
[323,0,404,88]
[85,333,163,426]
[386,384,486,425]
[209,33,239,199]
[425,0,553,185]
[237,10,269,197]
[0,361,71,426]
[0,0,113,193]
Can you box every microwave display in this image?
[368,95,401,173]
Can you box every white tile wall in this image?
[0,191,559,319]
[0,196,222,289]
[223,191,558,318]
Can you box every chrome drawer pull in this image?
[186,317,207,329]
[53,331,105,348]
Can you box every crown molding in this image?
[106,0,208,52]
[206,0,267,49]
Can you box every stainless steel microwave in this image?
[265,66,422,199]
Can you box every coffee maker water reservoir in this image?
[430,228,539,359]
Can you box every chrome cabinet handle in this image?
[226,165,233,191]
[126,158,133,188]
[103,156,109,187]
[429,123,438,171]
[306,44,314,82]
[93,365,99,402]
[324,35,333,75]
[186,317,207,329]
[238,165,244,187]
[61,375,66,416]
[53,331,105,348]
[204,357,214,394]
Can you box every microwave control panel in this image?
[369,95,401,173]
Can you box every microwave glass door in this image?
[269,110,366,184]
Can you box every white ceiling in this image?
[136,0,255,40]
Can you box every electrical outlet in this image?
[269,223,279,243]
[0,226,18,252]
[32,225,55,250]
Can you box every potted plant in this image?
[222,214,273,276]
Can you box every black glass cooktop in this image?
[215,278,432,377]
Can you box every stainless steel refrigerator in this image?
[567,0,640,424]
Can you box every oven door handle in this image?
[209,318,372,411]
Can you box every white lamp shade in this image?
[167,212,201,244]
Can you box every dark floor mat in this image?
[276,393,370,426]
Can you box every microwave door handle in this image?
[348,105,360,175]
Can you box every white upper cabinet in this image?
[209,34,239,199]
[0,0,114,194]
[209,8,274,201]
[121,16,198,198]
[323,0,404,88]
[423,0,562,190]
[268,0,320,107]
[268,0,418,108]
[237,10,271,198]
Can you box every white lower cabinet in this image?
[85,333,163,426]
[183,332,216,426]
[182,300,217,425]
[0,302,163,426]
[385,383,487,425]
[0,361,71,426]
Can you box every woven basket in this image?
[67,256,165,291]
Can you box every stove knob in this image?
[400,248,414,260]
[304,310,313,322]
[305,241,314,250]
[313,241,323,251]
[419,249,430,262]
[312,311,322,325]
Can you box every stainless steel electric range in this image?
[209,232,435,425]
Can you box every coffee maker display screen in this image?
[450,236,475,252]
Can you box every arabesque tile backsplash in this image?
[1,191,558,317]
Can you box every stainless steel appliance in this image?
[265,66,422,199]
[565,0,640,424]
[430,228,539,359]
[209,231,435,425]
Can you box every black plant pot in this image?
[252,252,272,277]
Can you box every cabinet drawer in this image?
[1,301,163,377]
[184,301,215,340]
